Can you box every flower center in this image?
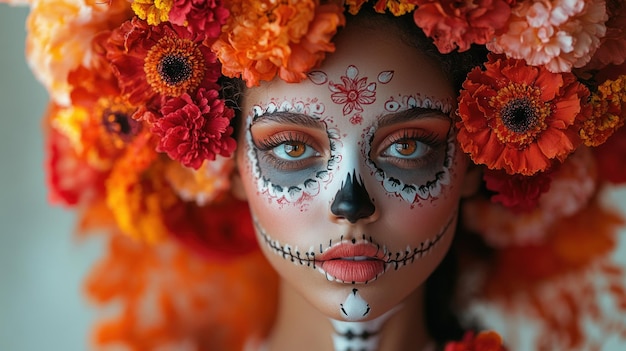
[490,83,551,148]
[501,98,538,133]
[144,35,206,97]
[96,97,140,147]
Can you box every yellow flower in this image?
[581,75,626,147]
[131,0,174,26]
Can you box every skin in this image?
[235,21,476,351]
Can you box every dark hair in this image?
[221,4,488,347]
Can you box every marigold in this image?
[212,0,344,87]
[457,54,590,176]
[169,0,229,38]
[164,155,234,205]
[580,75,626,147]
[488,0,608,73]
[413,0,512,53]
[131,0,173,25]
[105,18,220,105]
[152,88,236,169]
[105,132,177,242]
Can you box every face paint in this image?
[255,208,455,284]
[237,23,469,326]
[330,304,401,351]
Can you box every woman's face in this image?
[236,23,470,322]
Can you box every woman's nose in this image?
[330,171,376,223]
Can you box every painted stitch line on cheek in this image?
[364,120,456,204]
[254,210,456,284]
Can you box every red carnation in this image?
[169,0,230,39]
[483,168,553,212]
[152,88,236,169]
[413,0,512,53]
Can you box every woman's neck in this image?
[265,281,433,351]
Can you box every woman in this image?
[6,0,626,350]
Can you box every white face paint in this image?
[235,22,471,325]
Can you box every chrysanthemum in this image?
[488,0,608,73]
[152,88,236,170]
[105,18,220,106]
[457,54,590,176]
[25,0,131,106]
[584,0,626,70]
[413,0,512,53]
[169,0,230,38]
[212,0,344,87]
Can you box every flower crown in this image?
[8,0,626,350]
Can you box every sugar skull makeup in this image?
[235,22,473,325]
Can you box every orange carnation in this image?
[457,54,590,175]
[212,0,345,87]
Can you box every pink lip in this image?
[317,243,385,283]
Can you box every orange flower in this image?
[580,75,626,147]
[212,0,345,87]
[457,54,590,175]
[86,232,278,351]
[25,0,131,106]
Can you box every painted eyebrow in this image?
[376,107,450,129]
[252,111,326,130]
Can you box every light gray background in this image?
[1,3,626,351]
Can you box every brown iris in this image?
[284,141,306,157]
[394,141,417,156]
[491,83,551,148]
[144,35,206,97]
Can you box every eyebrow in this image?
[376,107,451,129]
[252,111,326,130]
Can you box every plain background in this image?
[1,3,626,351]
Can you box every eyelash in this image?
[254,132,321,171]
[378,129,444,168]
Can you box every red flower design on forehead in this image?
[329,65,377,116]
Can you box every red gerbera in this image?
[413,0,512,53]
[105,17,220,106]
[152,87,236,170]
[457,54,591,176]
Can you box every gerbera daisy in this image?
[105,17,220,106]
[457,54,590,176]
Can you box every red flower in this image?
[105,17,220,106]
[594,124,626,184]
[445,331,506,351]
[152,88,236,169]
[413,0,512,53]
[329,65,376,116]
[168,0,230,39]
[484,168,553,212]
[457,54,591,176]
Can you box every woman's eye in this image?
[273,141,319,160]
[383,139,429,159]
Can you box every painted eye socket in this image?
[273,141,318,160]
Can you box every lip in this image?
[317,243,386,284]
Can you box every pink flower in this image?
[152,88,236,169]
[413,0,512,53]
[168,0,230,39]
[488,0,608,72]
[329,65,376,116]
